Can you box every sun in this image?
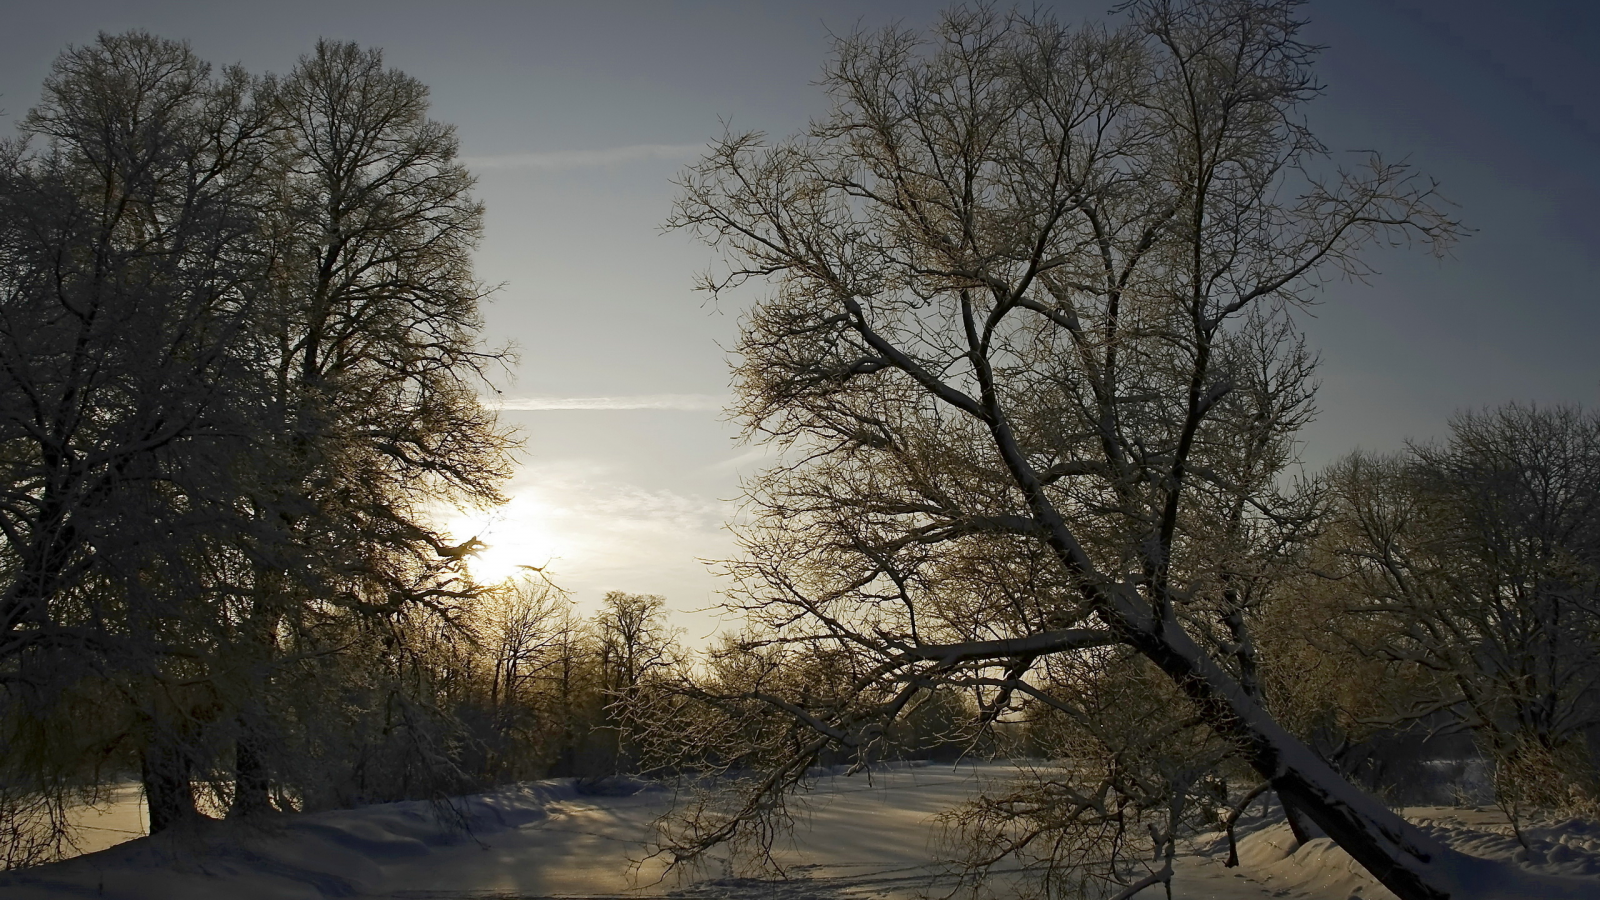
[441,490,570,585]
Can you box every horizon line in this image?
[486,393,726,411]
[462,142,704,171]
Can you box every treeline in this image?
[0,31,534,864]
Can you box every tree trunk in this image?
[1281,793,1325,847]
[142,739,195,834]
[231,598,279,818]
[230,725,271,817]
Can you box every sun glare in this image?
[443,490,569,585]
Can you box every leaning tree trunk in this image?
[1123,599,1587,900]
[985,413,1579,900]
[1282,793,1325,847]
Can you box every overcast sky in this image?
[5,1,1597,638]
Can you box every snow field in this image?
[4,764,1598,899]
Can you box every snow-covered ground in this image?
[61,783,148,858]
[4,764,1597,899]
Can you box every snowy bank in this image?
[1193,804,1600,899]
[0,779,642,899]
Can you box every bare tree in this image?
[471,577,573,780]
[223,38,515,818]
[1322,405,1600,819]
[654,3,1581,897]
[595,592,678,696]
[594,591,682,773]
[482,580,568,724]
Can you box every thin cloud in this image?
[488,393,726,411]
[463,143,704,171]
[705,445,782,473]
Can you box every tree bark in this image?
[142,739,195,834]
[1281,793,1325,847]
[230,726,271,817]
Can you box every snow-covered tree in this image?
[0,31,281,841]
[0,33,515,848]
[221,37,514,820]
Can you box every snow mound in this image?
[1226,823,1399,898]
[1409,811,1600,880]
[0,780,594,900]
[1198,808,1600,900]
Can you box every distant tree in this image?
[473,577,573,781]
[595,592,678,696]
[656,2,1551,897]
[594,591,681,772]
[482,580,566,732]
[1322,405,1600,819]
[540,595,606,777]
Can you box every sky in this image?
[3,1,1597,639]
